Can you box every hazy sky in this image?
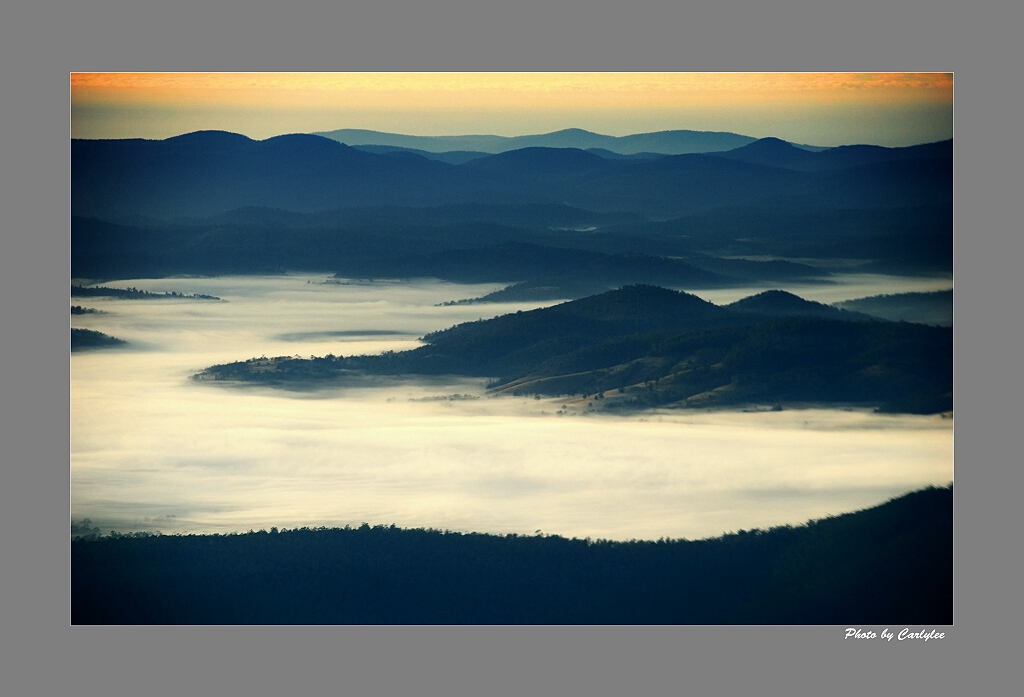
[71,73,953,147]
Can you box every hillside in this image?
[71,328,126,351]
[71,485,953,624]
[196,286,953,414]
[727,289,876,321]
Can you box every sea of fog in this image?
[71,273,953,541]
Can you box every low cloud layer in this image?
[71,275,953,540]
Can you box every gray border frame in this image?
[7,0,1012,694]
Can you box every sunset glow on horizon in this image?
[72,72,953,147]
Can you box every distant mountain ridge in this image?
[710,137,952,172]
[349,144,491,164]
[313,127,763,155]
[834,290,953,327]
[72,131,951,221]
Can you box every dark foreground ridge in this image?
[72,485,952,624]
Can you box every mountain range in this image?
[71,129,952,284]
[313,127,770,155]
[72,131,952,221]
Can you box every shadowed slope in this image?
[72,485,953,624]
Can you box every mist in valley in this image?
[71,274,953,541]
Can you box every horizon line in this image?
[71,126,952,150]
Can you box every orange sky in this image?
[71,73,953,146]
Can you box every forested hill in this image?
[71,328,126,351]
[428,284,741,346]
[727,289,877,321]
[72,285,220,300]
[72,485,953,624]
[196,286,953,414]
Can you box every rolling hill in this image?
[196,285,952,414]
